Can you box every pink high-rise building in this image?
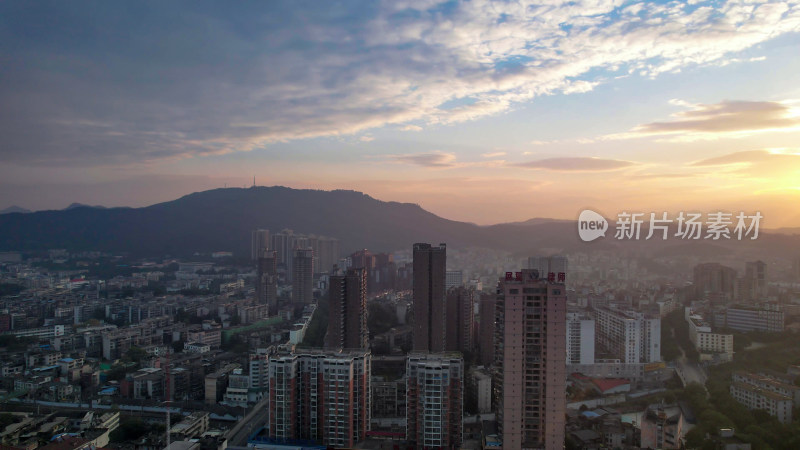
[494,269,566,449]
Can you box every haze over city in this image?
[2,1,800,225]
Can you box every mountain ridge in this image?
[0,186,798,259]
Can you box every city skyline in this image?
[2,1,800,226]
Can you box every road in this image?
[676,348,707,387]
[227,396,269,446]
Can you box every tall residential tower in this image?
[326,268,368,350]
[412,243,447,352]
[494,269,567,449]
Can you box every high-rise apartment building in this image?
[270,229,295,269]
[743,260,767,301]
[494,269,566,449]
[693,263,737,302]
[412,243,447,352]
[251,229,270,261]
[350,249,375,271]
[566,312,595,365]
[406,353,463,449]
[478,293,496,367]
[256,250,278,314]
[528,255,568,281]
[292,248,314,305]
[268,350,370,447]
[446,270,464,290]
[310,235,340,275]
[350,249,396,294]
[326,268,368,350]
[445,286,474,353]
[595,306,661,364]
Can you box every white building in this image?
[567,312,595,365]
[595,306,660,364]
[686,308,734,362]
[730,382,793,424]
[183,342,211,354]
[732,372,800,406]
[715,305,784,333]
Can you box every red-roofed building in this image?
[590,378,631,395]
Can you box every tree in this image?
[0,413,19,430]
[171,339,185,354]
[125,346,148,363]
[367,302,398,336]
[0,283,24,296]
[109,419,150,443]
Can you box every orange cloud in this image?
[604,100,800,141]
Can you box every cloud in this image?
[388,151,458,168]
[692,149,800,165]
[518,157,635,171]
[605,100,800,141]
[629,173,702,180]
[359,136,375,142]
[402,125,423,132]
[2,1,800,165]
[688,149,800,179]
[481,151,506,158]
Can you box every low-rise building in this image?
[732,371,800,406]
[714,305,784,333]
[730,381,793,424]
[686,308,734,362]
[183,342,211,354]
[169,412,209,441]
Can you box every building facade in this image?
[478,293,496,367]
[256,250,278,314]
[268,350,371,447]
[251,229,270,261]
[693,263,737,303]
[595,306,660,364]
[730,382,793,424]
[714,305,784,333]
[494,269,567,449]
[406,353,463,449]
[686,308,734,362]
[567,312,595,365]
[326,268,368,350]
[292,248,314,304]
[412,243,447,352]
[446,286,474,354]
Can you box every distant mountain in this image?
[65,203,106,210]
[766,227,800,236]
[0,186,798,259]
[492,217,572,227]
[0,205,31,215]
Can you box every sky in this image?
[2,0,800,226]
